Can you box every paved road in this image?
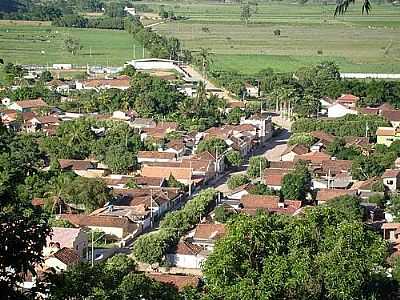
[214,129,291,194]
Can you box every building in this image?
[59,214,139,239]
[327,102,358,118]
[44,247,80,272]
[382,169,400,192]
[376,127,400,146]
[75,76,130,91]
[240,194,302,215]
[147,273,200,291]
[191,223,226,251]
[166,240,206,269]
[45,227,88,258]
[58,159,109,178]
[280,144,308,162]
[315,188,356,205]
[336,94,359,108]
[8,98,48,112]
[137,151,177,163]
[382,110,400,128]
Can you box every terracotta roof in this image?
[337,94,359,102]
[264,168,290,186]
[59,214,134,229]
[310,131,335,144]
[58,159,94,171]
[376,127,395,136]
[281,144,308,156]
[148,273,200,291]
[15,98,48,109]
[240,194,280,209]
[316,189,352,202]
[382,223,400,229]
[102,176,164,187]
[166,139,185,151]
[383,169,400,178]
[113,188,180,207]
[351,177,379,191]
[295,151,331,165]
[269,161,295,170]
[170,240,203,256]
[51,247,80,266]
[359,107,379,115]
[344,136,370,148]
[138,151,176,160]
[382,110,400,122]
[141,165,191,180]
[142,127,168,139]
[37,115,60,124]
[83,78,130,88]
[193,223,226,240]
[47,228,83,249]
[321,160,352,175]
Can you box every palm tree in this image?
[335,0,371,16]
[196,48,213,79]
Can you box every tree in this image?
[196,138,227,157]
[225,150,243,168]
[214,205,234,223]
[104,146,137,174]
[202,204,390,300]
[195,47,213,79]
[64,36,82,55]
[281,161,311,200]
[335,0,371,16]
[248,182,275,195]
[71,177,111,213]
[288,133,316,148]
[240,3,252,25]
[227,174,250,190]
[247,156,269,179]
[166,174,186,190]
[387,195,400,220]
[40,70,53,82]
[120,65,136,77]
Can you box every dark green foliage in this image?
[292,114,389,137]
[281,161,311,200]
[133,189,217,264]
[387,195,400,220]
[214,205,234,223]
[166,174,186,190]
[40,70,53,82]
[351,149,396,180]
[288,133,316,148]
[203,200,390,300]
[226,107,246,125]
[227,174,250,190]
[248,182,275,195]
[196,138,227,157]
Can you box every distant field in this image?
[148,2,400,74]
[0,21,147,66]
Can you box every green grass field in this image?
[0,20,147,66]
[148,2,400,74]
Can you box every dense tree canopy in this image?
[202,196,391,300]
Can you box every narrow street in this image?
[214,129,291,194]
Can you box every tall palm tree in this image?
[335,0,371,16]
[196,47,213,79]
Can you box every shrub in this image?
[273,29,281,36]
[227,174,250,190]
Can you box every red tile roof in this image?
[337,94,359,102]
[51,247,80,266]
[32,198,45,206]
[141,165,191,180]
[321,160,352,175]
[382,110,400,122]
[58,159,94,171]
[138,151,176,160]
[59,214,135,230]
[316,189,353,202]
[240,194,280,209]
[281,144,308,156]
[295,152,331,165]
[15,98,48,109]
[383,169,400,178]
[310,131,336,144]
[171,240,203,256]
[83,78,130,88]
[269,161,295,170]
[193,223,226,240]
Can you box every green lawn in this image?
[148,2,400,74]
[0,21,147,66]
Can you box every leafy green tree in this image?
[71,177,111,213]
[104,146,137,174]
[196,138,227,157]
[120,65,136,77]
[64,36,82,55]
[387,195,400,220]
[48,218,75,228]
[227,174,250,190]
[214,205,234,223]
[203,203,389,300]
[226,107,245,125]
[40,70,53,82]
[247,156,269,178]
[166,174,186,190]
[248,182,275,195]
[288,133,316,148]
[281,161,311,200]
[225,150,243,168]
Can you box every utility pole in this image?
[188,161,192,196]
[150,189,153,228]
